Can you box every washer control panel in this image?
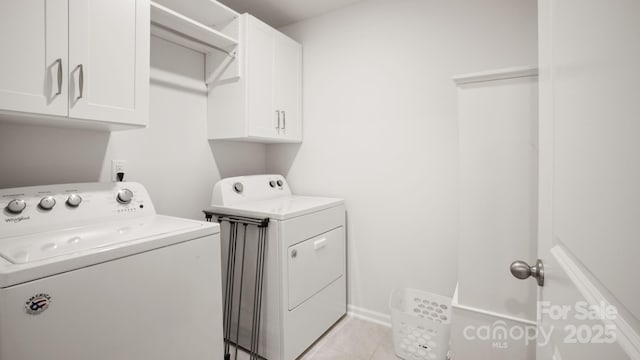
[6,199,26,214]
[0,182,155,239]
[66,193,82,207]
[116,189,134,204]
[38,196,57,210]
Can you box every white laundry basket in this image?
[389,288,452,360]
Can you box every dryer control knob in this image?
[276,179,284,187]
[117,189,134,204]
[66,194,82,207]
[39,196,56,210]
[6,199,26,214]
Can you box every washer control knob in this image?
[117,189,134,204]
[276,179,284,187]
[6,199,26,214]
[269,180,276,188]
[66,194,82,207]
[39,196,56,210]
[233,182,244,194]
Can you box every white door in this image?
[536,0,640,358]
[0,0,68,117]
[274,32,302,142]
[68,0,149,125]
[246,15,278,139]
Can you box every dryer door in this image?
[288,227,345,310]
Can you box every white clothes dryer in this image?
[206,174,346,360]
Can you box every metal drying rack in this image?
[204,211,270,360]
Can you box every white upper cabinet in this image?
[0,0,68,117]
[0,0,149,130]
[208,14,302,143]
[273,31,302,141]
[68,0,149,126]
[246,16,278,139]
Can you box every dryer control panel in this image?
[0,182,155,239]
[211,174,292,206]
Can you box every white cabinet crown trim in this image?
[452,66,538,85]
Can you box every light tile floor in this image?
[231,315,400,360]
[299,316,399,360]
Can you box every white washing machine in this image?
[207,175,346,360]
[0,182,224,360]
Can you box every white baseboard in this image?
[347,304,392,327]
[451,301,536,326]
[451,283,536,326]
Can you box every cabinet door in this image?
[245,16,278,139]
[68,0,149,126]
[274,33,302,142]
[0,0,68,117]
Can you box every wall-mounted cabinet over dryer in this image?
[0,0,150,131]
[208,14,302,143]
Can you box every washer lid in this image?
[0,215,206,265]
[207,195,344,220]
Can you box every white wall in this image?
[457,74,538,321]
[267,0,538,318]
[450,301,537,360]
[0,37,266,220]
[450,73,538,360]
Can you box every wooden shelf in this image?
[150,0,239,55]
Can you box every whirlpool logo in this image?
[25,293,52,315]
[5,216,30,224]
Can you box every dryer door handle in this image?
[314,238,328,250]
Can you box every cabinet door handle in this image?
[55,58,62,95]
[276,110,281,129]
[282,110,286,129]
[77,64,84,99]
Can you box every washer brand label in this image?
[25,294,51,315]
[5,216,30,224]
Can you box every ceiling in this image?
[219,0,365,28]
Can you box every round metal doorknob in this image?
[510,259,544,287]
[510,261,532,279]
